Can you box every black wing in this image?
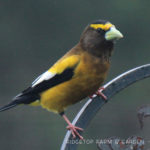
[22,67,75,95]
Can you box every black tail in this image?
[0,101,18,112]
[0,94,39,112]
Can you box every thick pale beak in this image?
[105,27,123,41]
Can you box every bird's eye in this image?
[97,28,105,35]
[97,28,102,32]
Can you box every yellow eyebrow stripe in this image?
[90,23,113,31]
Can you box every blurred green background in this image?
[0,0,150,149]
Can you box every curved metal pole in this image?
[61,64,150,150]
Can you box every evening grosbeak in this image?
[0,20,123,139]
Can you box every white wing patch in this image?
[32,71,55,87]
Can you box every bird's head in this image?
[80,20,123,55]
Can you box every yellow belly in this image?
[40,76,104,113]
[40,58,109,113]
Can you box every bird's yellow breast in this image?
[40,52,110,113]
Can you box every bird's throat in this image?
[80,41,114,62]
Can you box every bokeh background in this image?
[0,0,150,149]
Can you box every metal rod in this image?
[61,64,150,150]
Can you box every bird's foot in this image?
[89,87,107,102]
[61,114,84,140]
[96,87,107,100]
[66,124,84,140]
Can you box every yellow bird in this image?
[0,20,123,139]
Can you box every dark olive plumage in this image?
[80,23,114,60]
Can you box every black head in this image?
[91,19,108,24]
[80,20,123,56]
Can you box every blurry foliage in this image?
[96,104,150,150]
[138,105,150,129]
[0,0,150,150]
[97,136,144,150]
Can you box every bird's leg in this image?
[89,87,107,101]
[60,113,83,140]
[96,87,107,100]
